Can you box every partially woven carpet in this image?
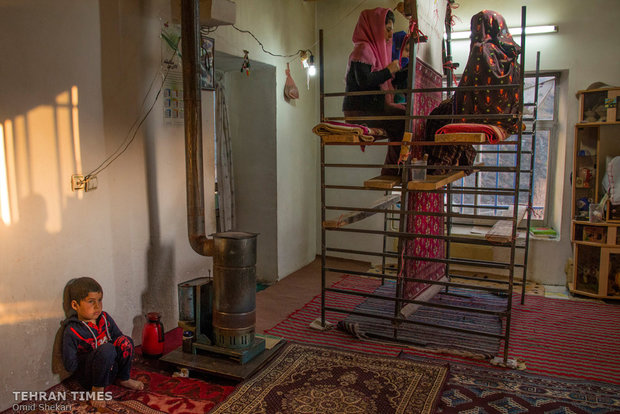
[210,342,448,414]
[337,280,504,358]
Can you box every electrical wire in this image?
[84,55,175,181]
[84,1,385,180]
[231,25,307,58]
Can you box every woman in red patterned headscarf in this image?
[343,7,408,176]
[454,10,522,133]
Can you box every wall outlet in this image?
[85,176,98,192]
[71,175,84,191]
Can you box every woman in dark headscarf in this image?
[343,7,408,176]
[454,10,522,133]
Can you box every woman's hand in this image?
[387,60,401,74]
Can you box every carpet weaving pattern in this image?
[400,353,620,413]
[338,280,505,358]
[210,342,449,414]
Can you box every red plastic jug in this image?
[142,312,164,358]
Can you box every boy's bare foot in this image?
[90,386,106,409]
[117,378,144,391]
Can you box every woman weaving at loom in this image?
[425,9,522,175]
[343,7,409,176]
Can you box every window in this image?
[450,73,559,224]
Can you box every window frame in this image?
[448,70,561,227]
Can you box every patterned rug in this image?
[4,329,235,414]
[210,342,449,414]
[337,280,505,358]
[399,352,620,413]
[7,368,234,414]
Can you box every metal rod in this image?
[319,29,326,328]
[326,247,517,269]
[323,83,521,97]
[326,287,507,316]
[521,51,540,305]
[327,227,522,245]
[323,267,517,292]
[502,5,527,364]
[327,113,520,121]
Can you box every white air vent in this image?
[171,0,236,26]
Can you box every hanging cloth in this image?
[284,63,299,102]
[215,75,236,231]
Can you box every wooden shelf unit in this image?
[569,87,620,299]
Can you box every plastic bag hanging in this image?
[284,62,299,102]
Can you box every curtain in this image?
[215,74,235,231]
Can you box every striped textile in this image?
[508,293,620,385]
[265,275,620,385]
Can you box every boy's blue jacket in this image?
[62,311,123,373]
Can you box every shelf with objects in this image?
[313,4,537,364]
[569,86,620,299]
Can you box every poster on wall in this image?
[200,36,215,90]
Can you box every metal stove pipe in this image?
[180,1,258,351]
[181,0,213,257]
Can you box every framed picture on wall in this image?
[200,36,215,90]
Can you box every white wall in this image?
[0,0,114,404]
[209,0,318,280]
[0,0,318,409]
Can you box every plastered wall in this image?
[0,0,317,409]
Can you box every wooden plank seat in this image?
[364,175,402,189]
[434,132,486,143]
[407,170,466,190]
[323,194,400,229]
[321,134,360,143]
[407,164,483,191]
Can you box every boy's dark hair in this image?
[67,277,102,303]
[386,10,395,24]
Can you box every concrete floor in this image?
[255,256,370,333]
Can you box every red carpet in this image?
[508,293,620,384]
[1,328,234,414]
[265,275,620,385]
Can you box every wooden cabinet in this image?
[569,87,620,299]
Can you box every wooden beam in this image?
[435,132,486,143]
[323,194,400,229]
[364,175,401,189]
[407,170,465,190]
[321,134,359,143]
[485,205,528,244]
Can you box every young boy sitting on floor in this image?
[62,277,144,408]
